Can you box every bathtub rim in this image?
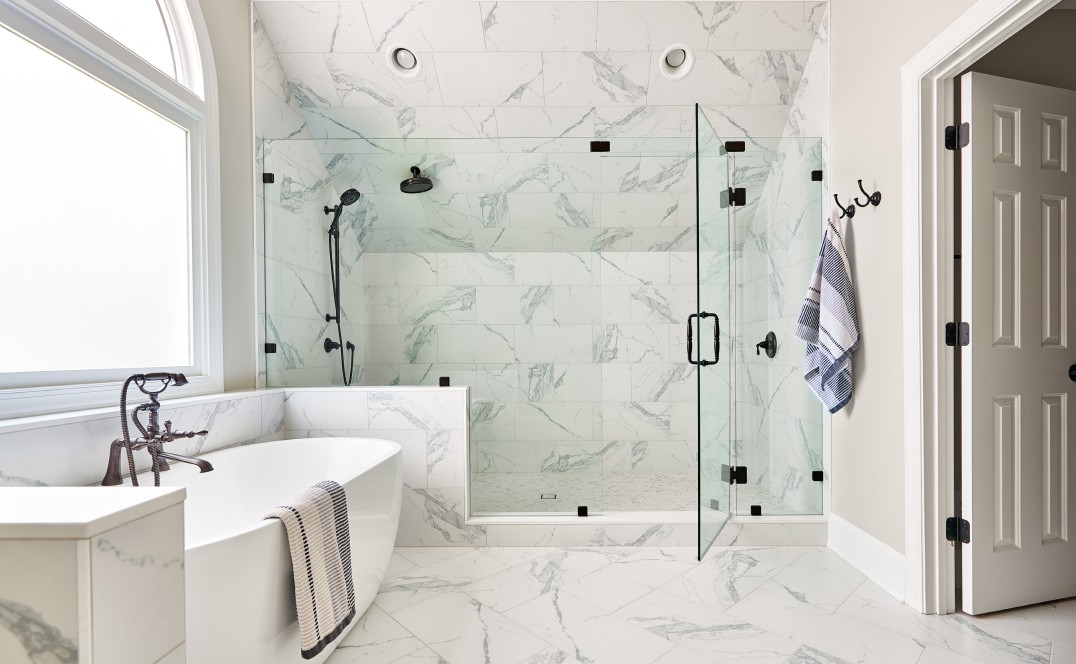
[142,436,401,551]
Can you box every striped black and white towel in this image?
[795,211,860,414]
[265,480,355,660]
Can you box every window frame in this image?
[0,0,221,417]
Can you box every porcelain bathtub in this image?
[150,437,402,664]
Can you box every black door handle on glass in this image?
[687,312,720,366]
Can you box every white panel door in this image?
[961,72,1076,614]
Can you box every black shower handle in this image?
[686,312,720,366]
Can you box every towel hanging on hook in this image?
[834,179,883,219]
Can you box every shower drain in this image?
[540,493,557,499]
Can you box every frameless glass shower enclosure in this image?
[260,105,823,554]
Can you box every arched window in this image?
[0,0,221,416]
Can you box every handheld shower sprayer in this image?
[323,188,361,385]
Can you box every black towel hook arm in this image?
[854,179,882,207]
[834,194,855,219]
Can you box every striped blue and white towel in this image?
[795,211,860,414]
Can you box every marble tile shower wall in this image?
[278,387,474,546]
[254,9,365,389]
[734,7,829,515]
[254,0,829,512]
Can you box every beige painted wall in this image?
[972,9,1076,90]
[830,0,976,553]
[199,0,257,391]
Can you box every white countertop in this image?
[0,487,185,539]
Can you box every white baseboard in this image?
[828,513,906,602]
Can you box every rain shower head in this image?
[400,166,433,194]
[339,188,361,206]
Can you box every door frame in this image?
[902,0,1060,614]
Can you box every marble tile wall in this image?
[254,1,830,515]
[255,9,365,389]
[0,390,283,488]
[278,387,477,546]
[734,6,829,516]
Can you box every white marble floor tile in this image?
[506,589,676,664]
[661,546,807,610]
[384,647,448,663]
[615,587,799,663]
[650,646,715,664]
[386,552,419,578]
[915,645,992,664]
[559,548,696,612]
[969,602,1076,647]
[1053,642,1076,664]
[835,580,1052,664]
[328,605,425,664]
[761,548,866,612]
[518,647,587,664]
[393,591,551,664]
[464,548,620,612]
[359,546,1072,664]
[475,546,551,567]
[725,587,926,663]
[784,645,854,663]
[376,550,512,613]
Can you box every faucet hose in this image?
[118,375,139,487]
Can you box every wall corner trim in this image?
[828,512,907,603]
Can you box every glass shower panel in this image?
[696,106,734,559]
[732,135,824,516]
[598,142,698,515]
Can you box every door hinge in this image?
[722,465,748,485]
[723,140,746,153]
[722,187,746,207]
[945,123,970,150]
[945,516,970,543]
[945,322,970,347]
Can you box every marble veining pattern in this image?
[0,599,78,663]
[254,0,831,517]
[322,545,1076,664]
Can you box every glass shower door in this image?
[696,105,734,559]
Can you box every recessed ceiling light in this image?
[665,48,687,68]
[393,47,416,70]
[659,43,695,81]
[386,44,421,78]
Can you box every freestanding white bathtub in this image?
[148,437,402,664]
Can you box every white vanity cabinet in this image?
[0,487,186,664]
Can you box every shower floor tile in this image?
[325,545,1072,664]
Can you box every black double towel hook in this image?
[835,179,882,219]
[854,179,882,207]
